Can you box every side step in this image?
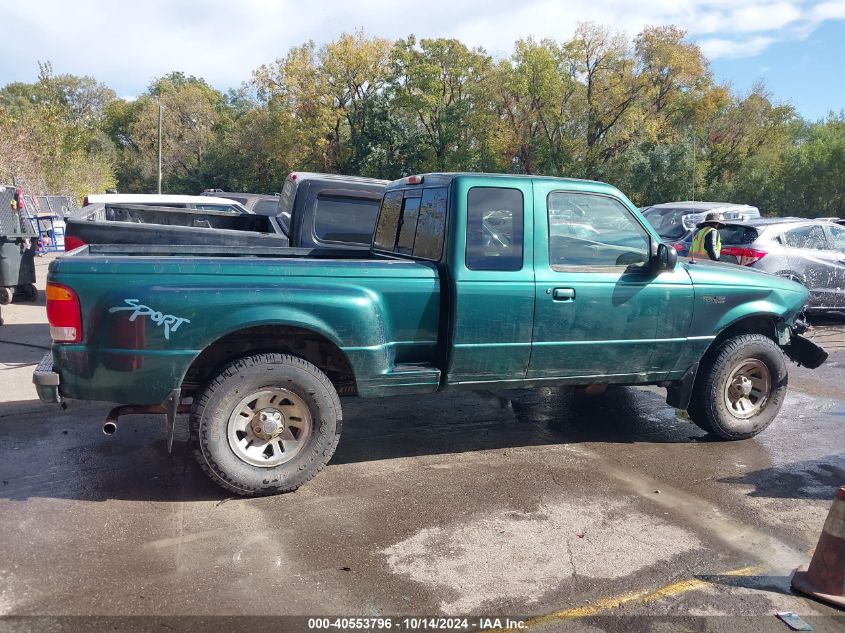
[389,363,441,382]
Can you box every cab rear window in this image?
[314,194,380,245]
[374,187,447,261]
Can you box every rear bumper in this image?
[33,353,62,403]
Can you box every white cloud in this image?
[699,36,776,58]
[1,0,843,92]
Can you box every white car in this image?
[81,193,249,214]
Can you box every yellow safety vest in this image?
[690,226,721,259]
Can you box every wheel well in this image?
[182,325,357,397]
[706,315,781,360]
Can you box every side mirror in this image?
[654,242,678,272]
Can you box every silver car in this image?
[714,219,845,313]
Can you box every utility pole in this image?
[691,134,696,201]
[157,100,163,194]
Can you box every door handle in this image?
[553,288,576,301]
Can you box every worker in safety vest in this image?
[689,212,724,260]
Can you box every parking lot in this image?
[1,255,844,628]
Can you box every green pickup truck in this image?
[34,173,827,496]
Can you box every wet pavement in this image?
[0,256,844,628]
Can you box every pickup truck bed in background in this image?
[65,203,290,249]
[67,172,388,251]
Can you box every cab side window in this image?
[547,192,650,268]
[783,225,828,250]
[373,187,447,261]
[465,187,524,271]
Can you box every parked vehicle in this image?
[34,173,826,496]
[64,203,290,251]
[705,218,845,313]
[66,173,387,251]
[82,194,249,214]
[0,185,38,304]
[642,202,760,249]
[275,172,389,243]
[200,190,281,216]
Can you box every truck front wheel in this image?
[191,353,342,496]
[687,334,787,440]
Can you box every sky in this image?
[1,0,844,120]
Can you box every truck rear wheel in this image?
[687,334,787,440]
[191,353,342,496]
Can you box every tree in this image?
[390,36,494,171]
[0,62,117,198]
[253,31,392,174]
[569,22,645,175]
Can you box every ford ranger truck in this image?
[33,173,827,496]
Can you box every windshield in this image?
[642,207,689,240]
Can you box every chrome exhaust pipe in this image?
[103,421,117,435]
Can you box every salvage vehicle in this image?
[705,218,845,313]
[200,190,282,215]
[34,173,827,496]
[642,201,760,250]
[83,193,249,214]
[65,173,387,251]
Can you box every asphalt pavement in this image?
[0,255,843,631]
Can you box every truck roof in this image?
[643,201,759,214]
[384,172,614,191]
[288,172,389,185]
[85,193,247,208]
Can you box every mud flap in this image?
[666,362,699,410]
[783,333,828,369]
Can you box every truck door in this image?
[446,178,535,384]
[823,224,845,309]
[528,182,693,380]
[783,223,845,310]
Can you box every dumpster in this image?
[0,185,39,304]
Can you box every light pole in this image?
[157,100,163,194]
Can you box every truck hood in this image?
[682,258,807,295]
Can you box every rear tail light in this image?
[46,283,82,343]
[721,246,767,266]
[64,235,85,252]
[671,242,686,252]
[405,175,424,185]
[82,195,89,206]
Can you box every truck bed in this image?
[66,203,290,248]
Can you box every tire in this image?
[0,288,11,305]
[191,353,342,496]
[24,284,38,302]
[688,334,787,440]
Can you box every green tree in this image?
[390,36,494,171]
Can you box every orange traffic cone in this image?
[791,485,845,608]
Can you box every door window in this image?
[547,192,650,268]
[827,225,845,253]
[783,225,828,250]
[466,187,524,271]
